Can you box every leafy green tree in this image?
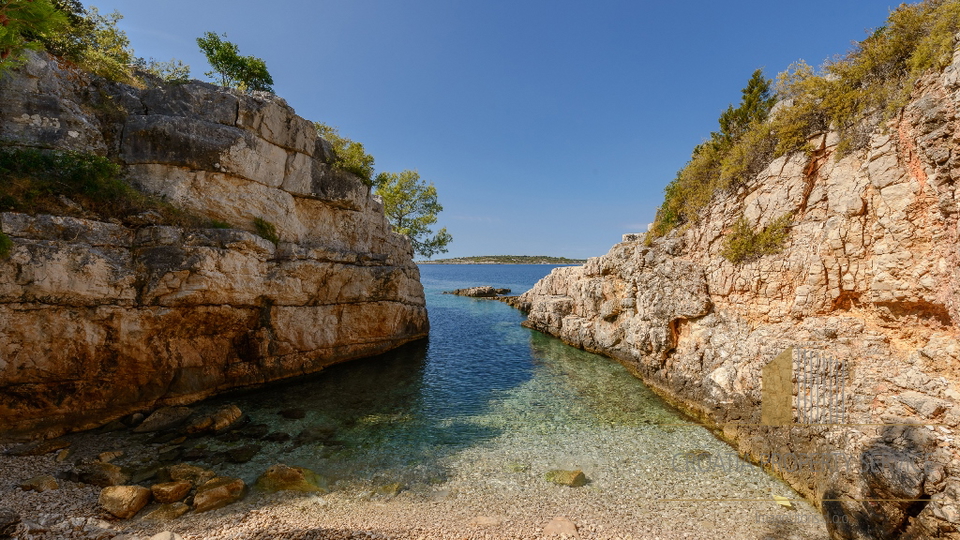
[314,122,375,185]
[196,31,273,93]
[0,0,68,73]
[374,170,452,259]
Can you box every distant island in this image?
[418,255,586,265]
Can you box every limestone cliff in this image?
[520,40,960,539]
[0,53,428,439]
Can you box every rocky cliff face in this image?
[0,53,428,439]
[520,48,960,538]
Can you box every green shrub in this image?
[208,219,231,229]
[0,231,12,259]
[0,147,126,203]
[253,217,279,244]
[0,146,209,227]
[721,213,792,264]
[314,122,375,185]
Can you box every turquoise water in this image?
[71,264,826,537]
[192,264,692,487]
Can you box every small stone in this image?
[544,469,587,487]
[193,477,246,513]
[151,480,192,503]
[185,405,243,434]
[0,508,20,537]
[164,463,215,487]
[470,516,502,527]
[226,443,261,463]
[278,408,306,419]
[544,516,578,536]
[149,532,185,540]
[375,482,402,497]
[255,464,328,493]
[143,502,190,522]
[180,447,211,461]
[56,449,72,462]
[19,475,58,492]
[99,485,152,519]
[133,407,193,433]
[4,438,71,456]
[240,423,269,439]
[122,412,145,427]
[158,446,183,463]
[78,462,129,487]
[294,423,337,445]
[264,432,291,442]
[98,451,124,463]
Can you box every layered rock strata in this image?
[0,53,428,438]
[520,48,960,538]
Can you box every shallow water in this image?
[52,264,828,537]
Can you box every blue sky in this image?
[99,0,896,259]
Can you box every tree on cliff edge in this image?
[374,170,452,259]
[0,0,67,73]
[197,31,273,93]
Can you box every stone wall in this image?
[0,53,428,439]
[519,48,960,539]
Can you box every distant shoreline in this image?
[417,255,586,265]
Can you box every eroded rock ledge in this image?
[0,53,428,438]
[518,47,960,539]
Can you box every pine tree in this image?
[715,69,775,146]
[0,0,68,72]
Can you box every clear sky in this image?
[98,0,896,259]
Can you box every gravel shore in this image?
[0,421,830,540]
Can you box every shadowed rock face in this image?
[519,49,960,538]
[0,53,428,439]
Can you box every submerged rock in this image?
[133,407,193,433]
[544,469,587,487]
[278,408,306,419]
[226,444,261,463]
[185,405,243,435]
[255,464,328,493]
[294,422,338,445]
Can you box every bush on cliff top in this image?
[650,0,960,239]
[314,122,376,186]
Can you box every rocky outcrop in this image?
[0,53,428,438]
[444,286,511,297]
[520,47,960,538]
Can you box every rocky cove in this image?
[1,11,960,540]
